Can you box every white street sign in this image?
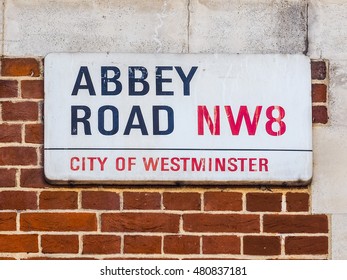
[44,53,312,185]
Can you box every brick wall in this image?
[0,57,329,259]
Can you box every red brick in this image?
[202,235,240,254]
[0,80,18,98]
[263,214,328,233]
[285,236,328,255]
[25,123,43,144]
[0,147,37,165]
[123,192,161,210]
[163,192,201,210]
[312,106,328,124]
[21,213,97,231]
[0,191,37,210]
[24,257,98,260]
[83,235,121,254]
[40,191,78,210]
[124,235,161,254]
[102,213,180,233]
[0,168,16,187]
[286,192,309,212]
[164,235,200,254]
[311,61,327,80]
[312,84,327,103]
[41,235,79,254]
[244,236,281,255]
[0,212,17,231]
[82,191,120,210]
[0,234,38,252]
[20,168,52,188]
[184,214,259,233]
[2,101,38,121]
[1,58,40,77]
[38,146,43,166]
[246,193,282,212]
[21,80,44,99]
[204,191,242,211]
[0,124,21,143]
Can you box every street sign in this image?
[44,53,312,185]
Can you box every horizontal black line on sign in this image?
[44,148,312,152]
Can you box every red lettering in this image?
[227,158,237,171]
[197,105,220,135]
[191,158,205,171]
[142,157,159,171]
[215,158,226,171]
[128,157,136,171]
[70,157,79,171]
[259,158,269,171]
[70,157,108,171]
[265,106,286,136]
[115,157,126,171]
[180,157,190,171]
[88,157,97,170]
[161,157,170,171]
[170,157,180,171]
[224,105,262,135]
[238,158,247,171]
[249,158,257,172]
[82,157,86,170]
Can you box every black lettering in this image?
[101,66,122,95]
[175,66,198,96]
[153,106,174,135]
[156,66,173,96]
[129,66,150,96]
[124,106,148,135]
[71,105,91,135]
[71,66,96,96]
[98,105,119,135]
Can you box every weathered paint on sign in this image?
[44,53,312,185]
